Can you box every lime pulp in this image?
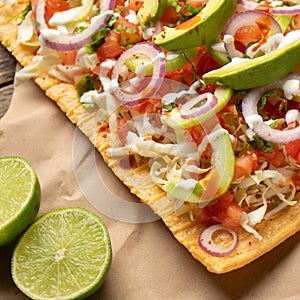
[11,207,112,300]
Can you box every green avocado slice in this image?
[152,0,237,51]
[125,47,198,74]
[138,0,168,28]
[203,37,300,90]
[163,86,233,129]
[162,124,235,204]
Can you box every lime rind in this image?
[11,207,112,300]
[0,156,41,246]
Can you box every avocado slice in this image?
[137,0,168,28]
[152,0,237,51]
[162,124,235,204]
[163,86,233,129]
[125,47,198,74]
[203,37,300,90]
[274,14,293,33]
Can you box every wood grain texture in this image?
[0,43,16,118]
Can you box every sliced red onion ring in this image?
[270,5,300,15]
[224,11,282,58]
[242,73,300,144]
[180,92,217,119]
[111,42,166,106]
[238,0,259,10]
[35,0,115,51]
[198,224,239,257]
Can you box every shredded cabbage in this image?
[233,167,299,239]
[14,47,62,85]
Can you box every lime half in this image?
[0,156,41,246]
[11,207,112,300]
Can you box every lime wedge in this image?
[0,156,41,246]
[11,207,112,300]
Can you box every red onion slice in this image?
[242,73,300,144]
[198,224,239,257]
[35,0,115,51]
[238,0,259,10]
[111,42,166,106]
[239,0,300,15]
[270,5,300,15]
[224,11,282,58]
[180,92,217,119]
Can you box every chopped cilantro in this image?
[247,134,276,153]
[163,102,176,112]
[86,28,110,54]
[85,14,118,54]
[169,0,182,12]
[270,118,284,129]
[258,88,287,112]
[180,3,205,20]
[17,1,32,24]
[114,25,136,34]
[233,91,246,114]
[22,2,32,18]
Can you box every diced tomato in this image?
[43,0,70,27]
[197,191,242,231]
[113,17,142,46]
[160,5,181,25]
[127,0,143,11]
[286,140,300,163]
[187,124,206,145]
[187,118,219,145]
[164,46,219,85]
[234,152,258,179]
[97,32,124,61]
[234,15,274,53]
[131,98,162,114]
[115,0,126,6]
[200,84,217,94]
[234,24,262,47]
[59,50,77,65]
[185,0,207,8]
[196,47,222,78]
[221,201,243,231]
[218,102,239,133]
[117,117,130,145]
[259,148,285,168]
[291,172,300,186]
[164,63,195,86]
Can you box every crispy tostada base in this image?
[1,0,299,274]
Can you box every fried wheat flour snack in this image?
[1,0,300,273]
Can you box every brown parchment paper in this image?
[0,74,299,300]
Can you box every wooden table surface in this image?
[0,43,17,118]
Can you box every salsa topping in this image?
[13,0,300,256]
